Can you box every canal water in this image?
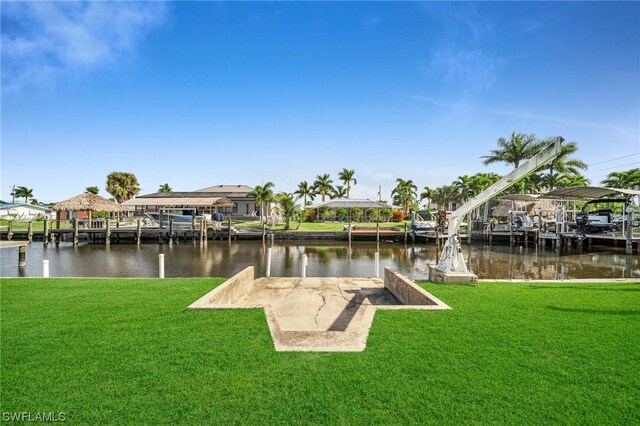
[1,240,639,280]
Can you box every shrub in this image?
[298,210,308,223]
[306,210,317,222]
[366,208,378,222]
[324,210,336,221]
[335,208,347,221]
[392,209,405,222]
[318,206,330,221]
[380,208,392,222]
[350,208,363,222]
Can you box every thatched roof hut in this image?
[52,193,122,213]
[492,198,556,218]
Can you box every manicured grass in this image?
[1,279,639,424]
[233,220,410,231]
[0,219,45,231]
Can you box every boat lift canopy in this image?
[541,186,640,200]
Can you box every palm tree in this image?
[313,174,334,202]
[338,168,357,198]
[85,186,99,195]
[420,186,435,208]
[106,171,140,203]
[248,182,275,224]
[333,185,348,199]
[29,199,39,206]
[482,132,542,169]
[158,183,172,192]
[453,175,474,202]
[560,173,590,188]
[469,172,501,196]
[391,178,418,215]
[431,185,459,210]
[274,193,299,231]
[294,181,316,207]
[601,168,640,189]
[539,138,587,190]
[14,186,33,204]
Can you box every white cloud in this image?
[1,1,168,92]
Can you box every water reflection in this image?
[1,240,638,280]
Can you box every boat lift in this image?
[430,139,563,283]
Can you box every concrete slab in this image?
[189,268,451,352]
[428,266,478,285]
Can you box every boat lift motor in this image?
[430,139,563,283]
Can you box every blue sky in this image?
[2,1,639,203]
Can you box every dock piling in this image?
[375,252,380,278]
[301,254,307,278]
[159,254,165,278]
[266,247,272,277]
[28,221,33,242]
[18,245,26,267]
[44,218,49,246]
[169,219,174,245]
[105,219,111,246]
[42,260,49,278]
[73,218,79,245]
[7,221,13,240]
[136,219,142,245]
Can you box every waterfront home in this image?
[0,202,54,220]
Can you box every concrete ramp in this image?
[189,267,450,352]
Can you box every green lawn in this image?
[233,220,410,231]
[1,279,638,424]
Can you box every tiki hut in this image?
[492,195,556,218]
[52,192,122,222]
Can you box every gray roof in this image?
[195,185,254,197]
[541,186,640,200]
[310,199,392,209]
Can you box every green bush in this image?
[350,208,363,222]
[366,208,378,222]
[380,208,392,222]
[335,208,347,221]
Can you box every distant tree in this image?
[158,183,172,192]
[560,173,590,188]
[294,181,316,208]
[431,185,459,210]
[482,132,542,169]
[85,186,100,195]
[601,168,640,189]
[333,185,348,199]
[106,172,140,204]
[453,175,474,202]
[420,186,436,208]
[248,182,275,224]
[14,186,33,204]
[335,207,348,221]
[29,199,39,205]
[380,208,393,222]
[274,193,299,230]
[338,168,357,199]
[366,207,378,222]
[350,208,363,222]
[391,178,417,215]
[313,174,334,202]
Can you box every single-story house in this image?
[0,202,54,220]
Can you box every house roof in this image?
[121,195,235,208]
[310,199,392,209]
[541,186,640,200]
[0,202,52,212]
[195,185,254,197]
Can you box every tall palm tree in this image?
[420,186,435,208]
[482,132,542,169]
[85,186,100,195]
[158,183,172,192]
[391,178,418,215]
[453,175,474,202]
[313,174,334,202]
[14,186,33,204]
[274,193,299,231]
[333,185,348,199]
[431,185,459,210]
[248,182,275,224]
[338,168,357,198]
[106,171,140,203]
[539,138,587,190]
[601,168,640,189]
[294,181,315,207]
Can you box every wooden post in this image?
[376,222,380,243]
[169,219,174,245]
[191,216,196,244]
[228,218,232,242]
[136,218,142,246]
[87,210,92,229]
[105,218,111,246]
[18,245,26,267]
[200,219,205,244]
[28,221,33,242]
[404,222,407,244]
[7,220,13,240]
[44,217,49,246]
[348,221,352,244]
[73,218,79,245]
[262,222,266,241]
